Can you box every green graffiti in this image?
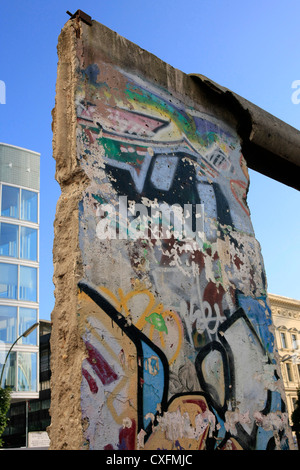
[92,194,106,204]
[98,136,148,165]
[125,82,197,140]
[124,82,226,150]
[146,312,168,333]
[203,242,212,252]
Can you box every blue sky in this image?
[0,1,299,320]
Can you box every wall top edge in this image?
[63,13,300,191]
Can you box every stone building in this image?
[269,294,300,431]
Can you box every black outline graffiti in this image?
[105,150,234,231]
[79,281,288,450]
[195,307,283,450]
[78,280,169,442]
[195,341,231,418]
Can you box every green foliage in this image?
[0,387,11,447]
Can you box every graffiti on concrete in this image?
[75,59,289,450]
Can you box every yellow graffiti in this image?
[78,283,184,431]
[78,290,138,426]
[98,285,183,365]
[143,394,214,450]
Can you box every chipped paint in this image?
[50,18,294,450]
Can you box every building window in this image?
[0,263,37,302]
[0,351,16,389]
[40,349,50,373]
[0,262,18,299]
[1,185,19,219]
[0,305,17,343]
[0,350,38,392]
[0,223,18,257]
[0,305,37,346]
[41,398,50,410]
[17,351,37,392]
[291,333,298,350]
[280,332,287,349]
[20,226,37,261]
[20,189,38,223]
[19,307,37,345]
[40,380,50,391]
[1,185,38,223]
[19,265,37,302]
[286,363,293,382]
[0,224,37,261]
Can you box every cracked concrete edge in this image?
[49,19,88,450]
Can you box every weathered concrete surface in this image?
[50,16,295,450]
[50,22,87,450]
[189,74,300,191]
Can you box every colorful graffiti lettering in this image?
[76,57,290,450]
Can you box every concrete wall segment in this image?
[50,16,294,450]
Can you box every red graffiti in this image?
[84,340,118,385]
[203,281,225,315]
[230,179,250,216]
[82,367,98,394]
[118,419,136,450]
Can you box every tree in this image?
[0,387,11,447]
[292,386,300,449]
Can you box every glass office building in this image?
[0,143,40,401]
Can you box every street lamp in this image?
[0,322,39,387]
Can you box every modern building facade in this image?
[0,142,40,402]
[2,320,51,448]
